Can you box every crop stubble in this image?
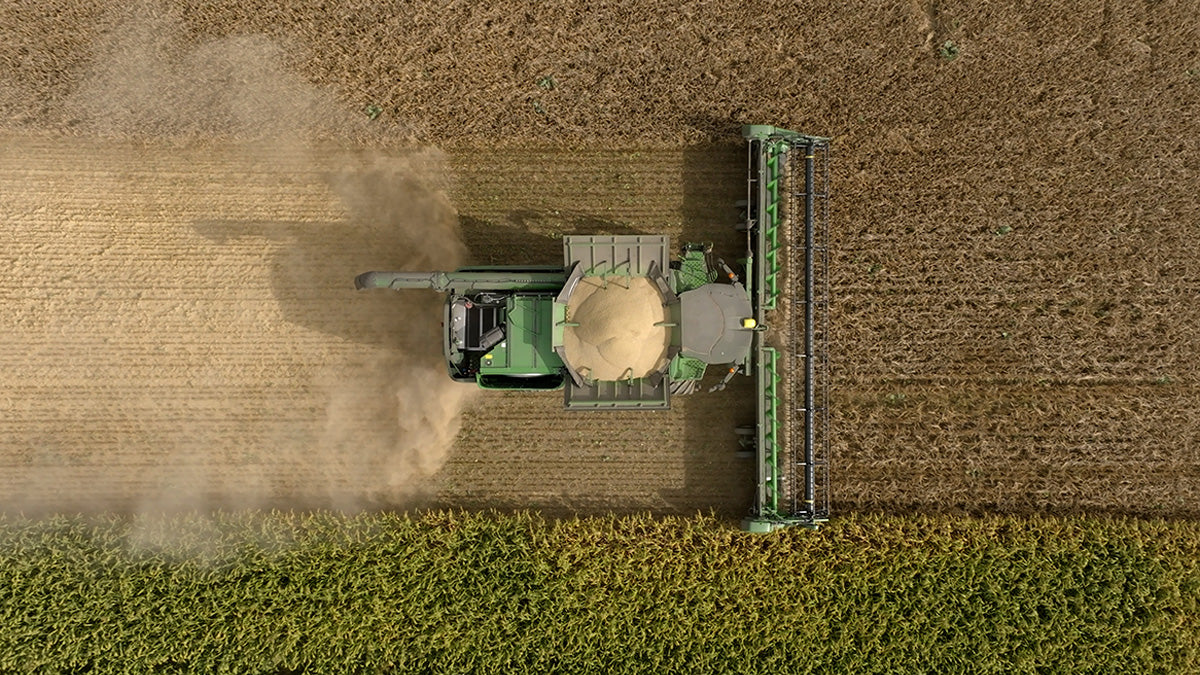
[2,0,1199,517]
[0,135,474,512]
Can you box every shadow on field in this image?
[187,148,761,522]
[190,212,641,344]
[190,217,446,350]
[657,143,757,520]
[459,210,650,267]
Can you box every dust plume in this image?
[0,2,473,520]
[66,2,374,143]
[299,152,474,510]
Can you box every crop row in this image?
[1,511,1197,673]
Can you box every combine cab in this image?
[356,125,830,531]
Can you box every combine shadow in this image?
[190,208,646,349]
[655,141,758,520]
[459,209,650,267]
[190,217,440,349]
[185,150,768,522]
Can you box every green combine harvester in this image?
[356,125,830,531]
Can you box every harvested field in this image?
[0,134,475,512]
[0,135,756,515]
[2,0,1199,518]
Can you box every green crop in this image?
[0,511,1197,673]
[939,40,960,61]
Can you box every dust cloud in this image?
[67,2,366,142]
[302,152,473,511]
[1,2,473,519]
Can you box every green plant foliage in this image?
[939,40,960,61]
[0,511,1197,673]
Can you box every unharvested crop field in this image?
[2,510,1198,672]
[2,0,1199,519]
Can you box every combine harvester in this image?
[356,126,830,531]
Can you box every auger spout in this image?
[354,271,450,291]
[354,270,567,293]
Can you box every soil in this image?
[1,0,1198,518]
